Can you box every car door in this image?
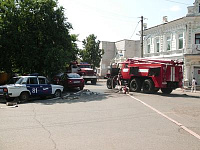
[38,77,52,95]
[26,77,40,96]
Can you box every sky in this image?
[58,0,194,48]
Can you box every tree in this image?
[0,0,76,77]
[80,34,104,69]
[70,34,80,61]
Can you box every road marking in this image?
[128,94,200,141]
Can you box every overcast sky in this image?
[58,0,194,47]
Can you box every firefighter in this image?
[191,78,197,92]
[117,73,122,90]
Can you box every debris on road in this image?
[62,89,100,100]
[0,102,18,109]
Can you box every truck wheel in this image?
[80,86,84,90]
[161,88,172,94]
[54,90,61,98]
[130,78,141,92]
[91,79,97,85]
[20,92,30,102]
[107,78,113,89]
[142,79,155,94]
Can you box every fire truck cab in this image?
[107,58,183,94]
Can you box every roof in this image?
[144,17,185,31]
[19,76,46,78]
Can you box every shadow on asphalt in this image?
[0,87,114,106]
[21,89,115,105]
[84,82,104,86]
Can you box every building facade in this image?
[98,39,140,77]
[143,0,200,86]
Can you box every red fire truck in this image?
[107,58,183,94]
[68,62,97,85]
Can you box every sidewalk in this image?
[171,88,200,98]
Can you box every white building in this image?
[143,0,200,86]
[98,39,140,77]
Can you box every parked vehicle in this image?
[107,58,183,94]
[68,62,97,85]
[52,73,84,91]
[0,75,63,102]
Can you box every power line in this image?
[130,21,140,39]
[164,0,191,5]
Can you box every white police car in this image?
[0,75,63,102]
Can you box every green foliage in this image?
[0,0,77,77]
[70,34,80,61]
[80,34,104,69]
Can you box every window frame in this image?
[147,39,151,53]
[166,36,171,51]
[155,37,160,53]
[195,33,200,44]
[178,33,184,49]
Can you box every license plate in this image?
[74,81,80,83]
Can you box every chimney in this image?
[163,16,168,24]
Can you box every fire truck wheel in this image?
[142,79,155,93]
[107,78,113,89]
[130,78,141,92]
[161,88,173,94]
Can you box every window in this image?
[38,78,46,84]
[67,73,81,78]
[27,78,38,84]
[199,4,200,13]
[155,38,160,52]
[166,36,171,50]
[178,34,183,49]
[124,63,128,68]
[195,34,200,44]
[147,39,150,53]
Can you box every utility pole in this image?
[140,16,144,58]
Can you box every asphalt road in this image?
[0,80,200,150]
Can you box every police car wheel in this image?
[20,92,29,102]
[54,90,61,98]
